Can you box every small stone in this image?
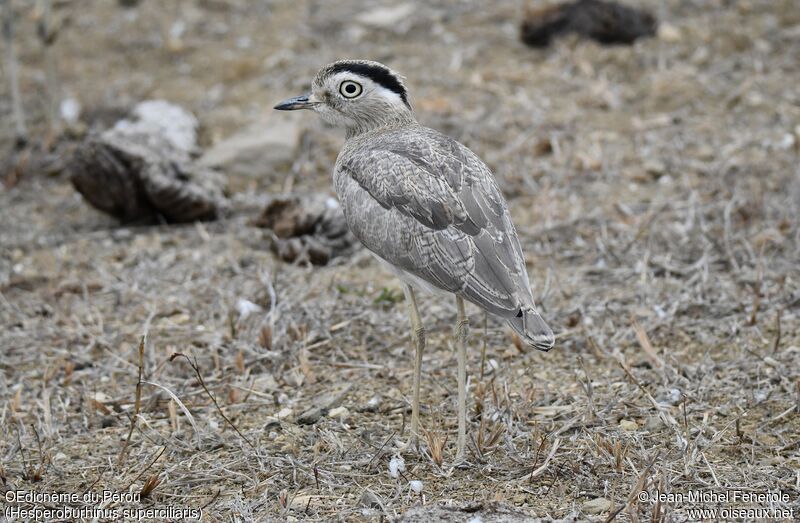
[695,145,715,161]
[252,373,278,392]
[644,159,666,177]
[582,497,613,514]
[409,480,423,493]
[362,395,380,412]
[60,98,82,125]
[359,489,384,510]
[691,46,710,66]
[296,384,353,425]
[93,391,112,404]
[645,416,662,432]
[276,407,292,419]
[619,419,638,431]
[236,298,262,321]
[389,456,405,479]
[658,388,682,406]
[296,407,325,425]
[169,313,190,325]
[328,406,349,419]
[657,23,681,42]
[356,4,414,30]
[745,91,764,107]
[290,494,312,510]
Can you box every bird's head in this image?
[274,60,414,135]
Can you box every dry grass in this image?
[1,0,799,521]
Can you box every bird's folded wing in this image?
[336,128,536,317]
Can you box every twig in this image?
[528,433,548,483]
[169,352,255,449]
[140,380,201,446]
[771,308,782,354]
[480,312,488,380]
[15,423,32,481]
[124,445,166,491]
[702,452,720,487]
[81,467,106,498]
[200,489,221,512]
[620,203,668,255]
[118,335,146,466]
[605,452,660,523]
[615,354,682,442]
[796,381,800,415]
[366,431,397,470]
[631,316,664,369]
[722,198,740,272]
[525,437,560,481]
[31,423,46,481]
[748,280,761,326]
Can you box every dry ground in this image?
[1,0,799,521]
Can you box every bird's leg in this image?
[402,284,425,450]
[455,296,469,463]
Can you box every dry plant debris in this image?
[399,501,579,522]
[521,0,657,48]
[253,193,357,266]
[69,100,228,223]
[0,0,799,521]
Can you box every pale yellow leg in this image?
[455,296,469,463]
[402,284,425,449]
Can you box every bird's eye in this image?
[339,80,363,99]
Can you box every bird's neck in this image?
[345,111,417,139]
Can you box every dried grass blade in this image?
[141,380,201,448]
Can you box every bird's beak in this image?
[274,94,315,111]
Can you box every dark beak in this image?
[274,94,314,111]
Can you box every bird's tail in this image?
[507,306,555,351]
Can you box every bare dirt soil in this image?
[1,0,799,521]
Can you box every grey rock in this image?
[581,497,612,515]
[358,489,384,511]
[199,114,303,178]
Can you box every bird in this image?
[275,60,555,462]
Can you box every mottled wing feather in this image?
[335,126,535,317]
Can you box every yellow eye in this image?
[339,80,363,99]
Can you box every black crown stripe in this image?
[329,62,410,108]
